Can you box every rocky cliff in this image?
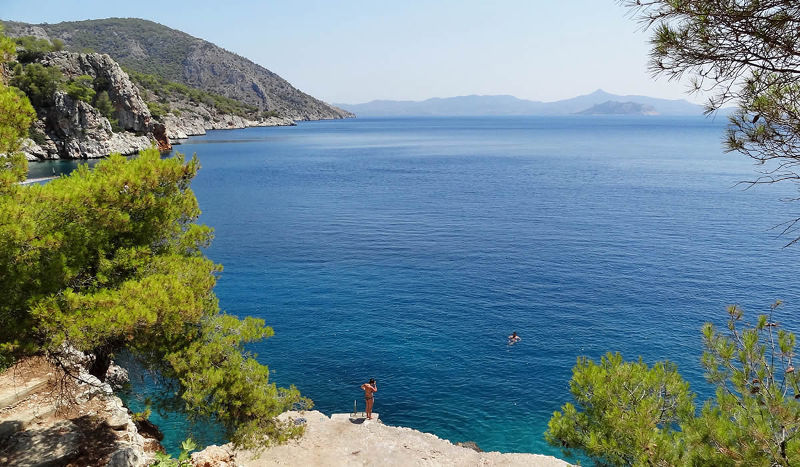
[0,351,158,466]
[19,51,160,160]
[16,50,298,160]
[2,18,353,121]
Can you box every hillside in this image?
[336,89,705,117]
[1,18,352,121]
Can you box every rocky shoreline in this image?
[17,50,339,162]
[1,361,571,467]
[162,113,295,142]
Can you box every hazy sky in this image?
[1,0,698,104]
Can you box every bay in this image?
[30,116,800,460]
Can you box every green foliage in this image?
[93,90,114,118]
[688,303,800,465]
[180,438,198,461]
[165,314,310,448]
[132,397,152,423]
[14,35,61,63]
[10,63,64,108]
[93,90,121,131]
[132,407,151,423]
[0,18,195,82]
[0,85,35,154]
[546,352,693,465]
[150,438,197,467]
[1,19,298,119]
[40,18,197,82]
[548,306,800,465]
[127,70,259,119]
[0,26,16,64]
[0,27,306,447]
[0,148,310,448]
[28,126,47,145]
[65,74,96,103]
[146,100,169,120]
[0,28,35,190]
[151,452,180,467]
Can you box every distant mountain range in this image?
[1,18,352,121]
[336,90,705,117]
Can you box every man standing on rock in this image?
[360,378,377,419]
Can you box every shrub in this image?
[15,36,59,63]
[28,127,47,145]
[93,90,114,118]
[10,63,64,108]
[65,75,96,103]
[146,100,169,120]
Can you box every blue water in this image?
[30,116,800,461]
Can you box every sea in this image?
[28,116,800,462]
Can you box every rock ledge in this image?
[198,410,570,467]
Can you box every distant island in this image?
[577,101,658,116]
[336,89,706,117]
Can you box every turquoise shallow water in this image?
[29,116,800,461]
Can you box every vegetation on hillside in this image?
[0,18,352,120]
[9,35,126,130]
[4,18,263,108]
[548,2,800,464]
[33,18,196,83]
[7,33,269,126]
[0,27,309,449]
[14,35,63,63]
[126,69,275,120]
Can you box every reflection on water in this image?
[26,158,100,180]
[26,150,178,181]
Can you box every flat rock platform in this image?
[234,410,570,466]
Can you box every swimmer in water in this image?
[508,331,521,344]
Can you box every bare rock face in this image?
[456,441,483,452]
[107,447,145,467]
[0,353,153,466]
[0,420,83,467]
[190,444,237,467]
[20,51,163,160]
[161,108,295,141]
[105,362,130,390]
[41,51,152,133]
[41,91,152,159]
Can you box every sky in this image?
[1,0,699,104]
